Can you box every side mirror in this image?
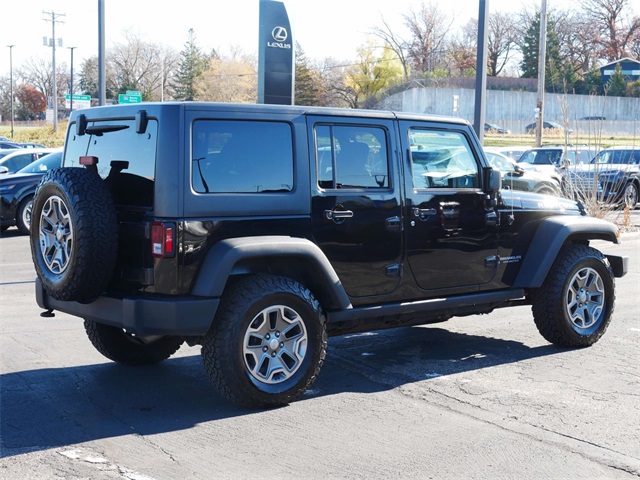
[0,166,9,175]
[484,167,502,192]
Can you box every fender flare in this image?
[512,215,619,288]
[190,235,351,310]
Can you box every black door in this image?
[400,122,498,292]
[309,117,403,298]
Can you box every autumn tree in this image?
[17,57,69,109]
[195,50,257,103]
[171,29,210,101]
[15,84,47,120]
[371,16,411,80]
[336,43,403,108]
[295,44,324,106]
[579,0,640,61]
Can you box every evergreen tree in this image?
[519,13,563,90]
[607,63,627,97]
[171,29,208,101]
[294,43,324,106]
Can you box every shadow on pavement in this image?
[1,325,560,458]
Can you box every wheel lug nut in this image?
[280,342,284,348]
[275,331,280,337]
[265,334,270,340]
[263,346,268,352]
[271,352,276,357]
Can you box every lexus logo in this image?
[272,27,288,42]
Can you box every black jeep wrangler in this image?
[31,103,628,408]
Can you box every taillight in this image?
[151,222,175,258]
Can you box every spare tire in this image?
[30,167,118,302]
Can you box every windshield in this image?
[485,152,515,172]
[17,152,62,173]
[593,149,640,165]
[518,149,562,166]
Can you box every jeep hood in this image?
[500,189,582,213]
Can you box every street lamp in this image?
[7,45,14,139]
[68,46,77,112]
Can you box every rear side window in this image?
[314,124,389,189]
[192,120,294,193]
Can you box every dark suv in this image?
[30,103,628,408]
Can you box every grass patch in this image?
[0,124,67,148]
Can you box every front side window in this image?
[192,120,293,194]
[409,129,479,189]
[594,150,640,165]
[315,124,389,189]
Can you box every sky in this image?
[2,0,574,76]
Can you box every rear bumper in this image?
[35,278,219,336]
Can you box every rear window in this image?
[65,118,158,208]
[192,120,294,194]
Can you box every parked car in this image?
[524,121,573,135]
[29,102,627,409]
[20,142,46,149]
[0,148,59,175]
[579,116,606,121]
[484,122,510,134]
[565,146,640,208]
[484,146,531,162]
[0,141,23,149]
[0,151,63,234]
[518,145,596,175]
[484,150,561,196]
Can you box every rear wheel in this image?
[84,320,183,365]
[532,244,615,347]
[623,182,638,209]
[16,196,33,235]
[202,275,326,408]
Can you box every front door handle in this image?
[325,209,354,222]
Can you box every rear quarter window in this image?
[191,120,294,194]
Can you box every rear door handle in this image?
[413,207,437,220]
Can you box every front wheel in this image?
[202,275,327,408]
[532,244,615,347]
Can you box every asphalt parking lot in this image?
[1,230,639,479]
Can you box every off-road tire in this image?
[30,168,118,302]
[16,196,33,235]
[84,320,183,365]
[532,244,615,347]
[202,274,327,409]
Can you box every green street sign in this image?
[126,90,142,96]
[65,94,91,101]
[118,93,142,104]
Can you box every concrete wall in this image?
[375,87,640,135]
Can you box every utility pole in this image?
[7,45,14,139]
[535,0,548,148]
[98,0,106,106]
[43,10,65,132]
[473,0,489,142]
[68,47,77,112]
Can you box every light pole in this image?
[7,45,14,139]
[68,46,76,112]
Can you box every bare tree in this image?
[108,31,177,101]
[579,0,640,61]
[449,19,477,76]
[555,11,601,74]
[403,2,453,77]
[17,57,69,109]
[371,16,411,80]
[487,12,518,76]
